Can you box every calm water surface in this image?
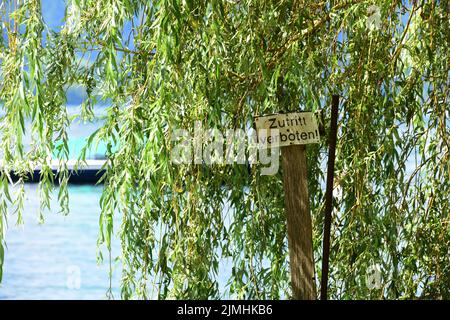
[0,185,121,300]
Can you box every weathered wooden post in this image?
[254,112,320,299]
[281,144,317,299]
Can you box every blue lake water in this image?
[0,184,122,300]
[0,183,234,300]
[0,107,122,299]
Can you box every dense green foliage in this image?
[0,0,448,299]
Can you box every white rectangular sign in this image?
[254,112,320,148]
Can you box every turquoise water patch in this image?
[53,138,109,160]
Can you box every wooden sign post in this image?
[255,112,320,299]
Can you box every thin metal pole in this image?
[320,95,339,300]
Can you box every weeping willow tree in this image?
[0,0,448,299]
